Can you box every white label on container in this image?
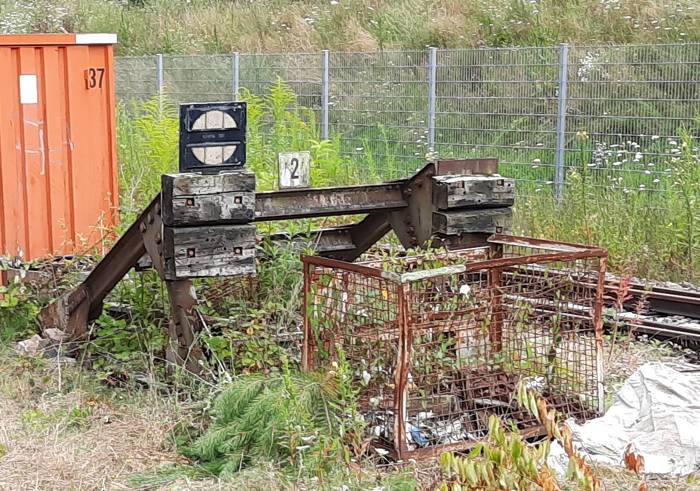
[279,151,311,189]
[75,33,117,45]
[19,75,38,104]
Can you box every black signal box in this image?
[179,102,247,173]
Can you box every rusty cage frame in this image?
[302,234,607,459]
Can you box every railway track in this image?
[613,313,700,346]
[609,280,700,320]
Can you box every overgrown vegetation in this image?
[516,130,700,282]
[0,273,38,343]
[0,0,697,490]
[0,0,698,54]
[182,356,364,481]
[116,78,700,283]
[117,79,365,222]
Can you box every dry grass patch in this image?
[0,352,190,490]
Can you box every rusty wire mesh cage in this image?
[302,234,607,459]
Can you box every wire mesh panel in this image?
[113,43,699,195]
[565,44,700,194]
[302,259,401,453]
[329,50,429,180]
[303,236,606,459]
[435,48,560,193]
[164,55,234,104]
[240,52,322,119]
[115,56,158,102]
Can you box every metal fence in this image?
[115,43,699,197]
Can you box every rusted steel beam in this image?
[267,227,356,255]
[39,195,161,338]
[301,261,314,371]
[165,279,203,373]
[488,241,504,353]
[395,282,411,459]
[488,233,606,254]
[332,212,392,262]
[389,164,436,249]
[39,159,513,364]
[254,182,406,221]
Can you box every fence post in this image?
[321,49,330,140]
[156,53,164,114]
[427,47,438,154]
[555,43,569,204]
[232,52,240,100]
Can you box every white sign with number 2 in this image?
[278,151,311,189]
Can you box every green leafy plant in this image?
[438,380,609,491]
[87,271,168,381]
[0,272,40,343]
[439,417,559,491]
[182,358,364,481]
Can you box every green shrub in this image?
[0,273,40,343]
[183,357,364,480]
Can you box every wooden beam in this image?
[162,170,255,226]
[432,175,514,210]
[432,208,512,235]
[163,224,256,279]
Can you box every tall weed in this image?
[515,132,700,282]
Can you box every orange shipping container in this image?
[0,33,119,261]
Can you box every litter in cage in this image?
[302,234,607,459]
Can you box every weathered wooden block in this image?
[432,208,512,235]
[161,170,256,226]
[163,224,256,280]
[432,175,515,210]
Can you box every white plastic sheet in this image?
[565,362,700,475]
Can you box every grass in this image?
[0,0,698,55]
[0,348,193,489]
[0,347,419,490]
[515,130,700,282]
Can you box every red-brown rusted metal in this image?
[303,234,607,460]
[166,279,202,373]
[594,256,607,414]
[302,260,313,371]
